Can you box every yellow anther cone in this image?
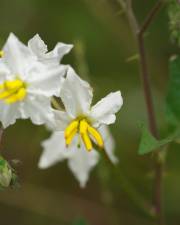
[0,79,27,104]
[64,118,104,152]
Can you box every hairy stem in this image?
[118,0,165,224]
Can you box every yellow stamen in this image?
[65,128,78,147]
[65,120,79,138]
[4,80,23,90]
[0,84,4,89]
[0,79,27,104]
[79,119,88,134]
[0,90,13,99]
[64,118,104,152]
[5,95,19,104]
[79,120,92,151]
[5,88,26,104]
[0,51,4,58]
[88,125,104,149]
[16,87,26,101]
[81,132,93,151]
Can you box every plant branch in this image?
[118,0,165,224]
[139,0,164,36]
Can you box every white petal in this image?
[27,65,67,97]
[38,132,72,169]
[28,34,73,65]
[28,34,48,58]
[0,61,12,82]
[21,95,53,125]
[60,67,93,118]
[46,110,70,131]
[39,131,99,188]
[45,42,73,64]
[90,91,123,126]
[99,125,118,164]
[68,145,99,188]
[0,102,21,128]
[3,33,32,75]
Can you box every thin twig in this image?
[139,0,164,36]
[136,35,158,138]
[118,0,165,224]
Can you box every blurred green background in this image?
[0,0,179,224]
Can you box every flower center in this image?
[0,79,27,104]
[64,118,104,151]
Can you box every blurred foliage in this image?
[72,218,89,225]
[166,55,180,128]
[168,0,180,46]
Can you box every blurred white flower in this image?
[50,67,123,152]
[0,33,72,128]
[38,125,118,188]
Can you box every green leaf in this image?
[138,126,173,155]
[166,55,180,128]
[168,0,180,46]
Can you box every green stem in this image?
[117,0,165,224]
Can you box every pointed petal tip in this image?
[38,158,49,169]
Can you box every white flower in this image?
[51,67,123,152]
[38,67,122,187]
[0,33,72,128]
[38,125,118,188]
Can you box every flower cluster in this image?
[0,33,123,187]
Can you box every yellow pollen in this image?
[64,118,104,152]
[0,51,4,58]
[0,79,27,104]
